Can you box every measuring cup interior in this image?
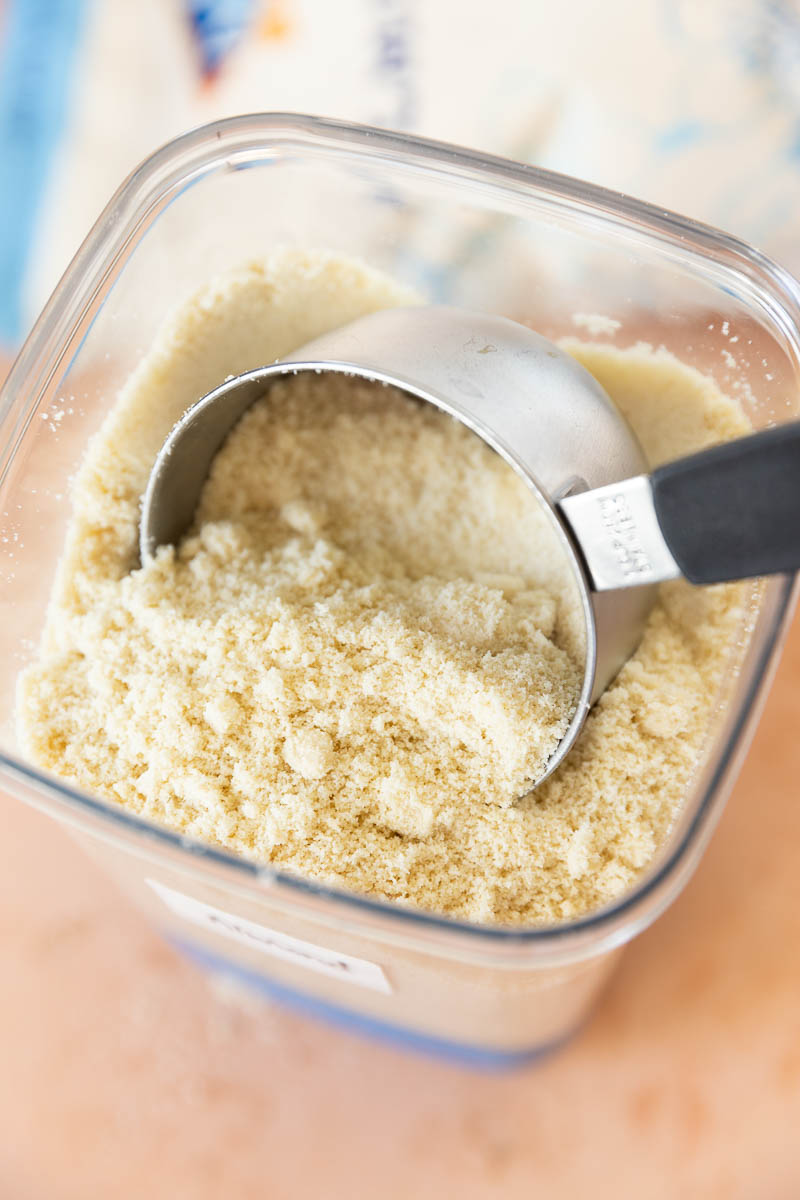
[140,358,598,786]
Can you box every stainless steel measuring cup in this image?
[140,307,800,783]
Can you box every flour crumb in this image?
[571,312,622,336]
[283,728,335,780]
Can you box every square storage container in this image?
[1,114,798,1067]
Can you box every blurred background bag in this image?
[2,0,800,349]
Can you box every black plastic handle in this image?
[652,421,800,585]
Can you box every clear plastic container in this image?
[1,114,798,1068]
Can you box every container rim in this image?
[2,112,800,954]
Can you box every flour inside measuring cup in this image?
[16,249,750,925]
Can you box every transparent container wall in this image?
[1,120,798,1061]
[50,147,800,416]
[3,138,797,741]
[77,821,624,1061]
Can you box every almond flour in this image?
[16,248,750,925]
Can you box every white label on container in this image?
[146,879,391,994]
